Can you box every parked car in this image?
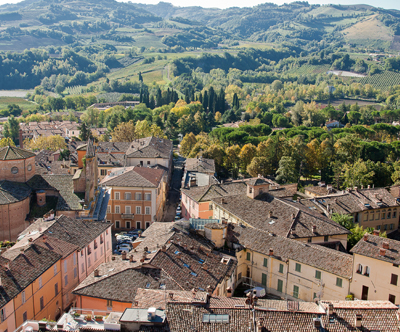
[116,243,132,251]
[118,247,130,254]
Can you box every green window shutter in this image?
[262,273,267,286]
[315,270,321,280]
[293,285,299,299]
[279,264,284,273]
[277,279,283,292]
[263,258,268,267]
[295,263,301,272]
[246,252,251,261]
[336,278,343,287]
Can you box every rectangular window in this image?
[23,312,27,322]
[115,206,120,214]
[54,264,57,276]
[64,275,68,286]
[315,270,321,280]
[263,258,268,267]
[277,279,283,293]
[295,263,301,272]
[39,276,42,289]
[124,192,131,200]
[389,294,396,304]
[40,296,44,310]
[146,222,150,228]
[22,291,26,304]
[88,257,91,267]
[136,206,141,214]
[376,212,380,220]
[391,274,398,286]
[64,260,67,273]
[384,224,388,231]
[390,223,394,230]
[135,193,142,200]
[147,161,151,165]
[115,220,120,228]
[382,211,386,219]
[370,213,374,221]
[74,267,77,279]
[388,212,392,219]
[81,262,84,272]
[377,225,381,230]
[261,273,267,286]
[107,205,111,213]
[364,213,368,221]
[293,285,299,299]
[0,308,5,323]
[145,206,151,215]
[101,169,107,176]
[145,193,151,201]
[107,300,112,307]
[279,264,284,273]
[101,246,103,256]
[95,252,97,261]
[115,192,120,200]
[336,277,343,288]
[394,211,397,218]
[246,252,251,261]
[313,292,317,300]
[125,206,131,214]
[324,235,329,242]
[137,221,141,229]
[73,253,76,266]
[55,283,59,296]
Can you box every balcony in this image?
[121,213,135,219]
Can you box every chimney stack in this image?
[169,293,174,300]
[379,248,386,256]
[269,248,274,256]
[363,233,369,241]
[368,185,371,189]
[129,255,134,262]
[94,269,99,277]
[373,229,380,236]
[122,251,127,260]
[312,225,317,233]
[383,241,390,250]
[355,314,362,328]
[269,211,273,218]
[161,245,167,252]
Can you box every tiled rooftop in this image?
[350,233,400,264]
[185,158,216,174]
[100,166,165,187]
[125,137,173,159]
[0,146,36,160]
[232,226,353,278]
[0,180,32,205]
[212,193,349,239]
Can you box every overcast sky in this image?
[0,0,399,10]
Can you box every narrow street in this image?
[161,155,185,222]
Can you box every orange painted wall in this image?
[77,150,86,169]
[198,201,213,219]
[0,156,36,182]
[78,295,131,313]
[0,197,30,241]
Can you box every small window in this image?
[376,213,380,220]
[364,213,368,221]
[136,206,141,214]
[126,221,131,229]
[135,193,142,200]
[384,224,388,231]
[315,270,321,280]
[356,264,363,274]
[393,211,397,218]
[107,205,111,213]
[40,296,44,310]
[107,300,112,307]
[277,279,283,292]
[382,211,386,220]
[279,263,284,273]
[388,211,392,219]
[263,258,268,267]
[115,192,120,200]
[249,187,253,194]
[364,266,370,277]
[369,213,374,221]
[389,294,396,304]
[81,262,84,272]
[64,260,67,273]
[246,252,251,261]
[293,285,299,299]
[324,235,329,242]
[145,193,151,201]
[22,291,26,304]
[55,283,59,296]
[11,166,18,174]
[146,222,150,228]
[391,274,398,286]
[145,206,151,215]
[209,203,213,210]
[390,224,394,230]
[125,206,131,214]
[115,220,120,228]
[124,192,132,200]
[54,264,57,276]
[137,221,141,229]
[65,275,68,286]
[74,267,77,279]
[147,161,151,165]
[39,276,43,289]
[377,225,381,230]
[23,311,27,322]
[295,263,301,272]
[73,253,77,265]
[115,206,120,214]
[336,277,343,288]
[27,164,32,171]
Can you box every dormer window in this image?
[249,187,253,194]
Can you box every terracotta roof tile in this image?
[0,146,35,160]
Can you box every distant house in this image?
[325,120,342,129]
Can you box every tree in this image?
[3,115,20,143]
[24,135,67,151]
[271,80,283,91]
[180,133,197,157]
[276,156,298,184]
[224,145,241,178]
[111,120,136,142]
[79,122,92,141]
[0,137,15,147]
[331,213,354,230]
[239,143,257,173]
[203,144,225,173]
[348,224,387,250]
[342,159,374,189]
[215,112,222,123]
[247,157,271,177]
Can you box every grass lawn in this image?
[0,97,37,111]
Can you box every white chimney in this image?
[355,314,362,328]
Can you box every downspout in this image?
[284,259,289,299]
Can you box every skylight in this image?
[202,314,229,324]
[198,259,205,264]
[183,263,190,268]
[174,250,180,255]
[190,272,197,277]
[146,282,151,288]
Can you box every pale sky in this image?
[0,0,399,10]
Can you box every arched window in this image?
[356,264,363,274]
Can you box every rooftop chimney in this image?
[363,233,369,241]
[354,186,358,192]
[368,185,371,189]
[122,251,127,260]
[129,255,134,262]
[94,269,99,277]
[383,241,390,250]
[169,293,174,300]
[269,248,274,256]
[379,248,386,256]
[355,314,362,328]
[161,245,167,252]
[269,211,273,218]
[312,225,317,233]
[373,229,380,236]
